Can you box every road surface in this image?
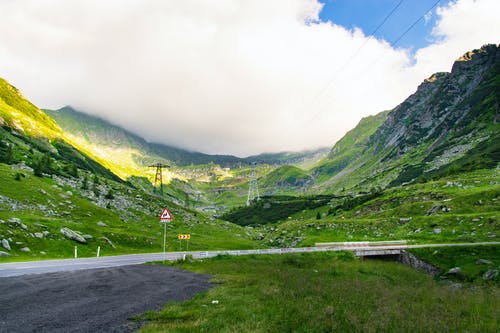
[0,264,212,333]
[1,241,499,277]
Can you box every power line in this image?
[300,0,442,126]
[307,0,406,110]
[392,0,441,47]
[279,0,406,146]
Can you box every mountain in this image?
[0,77,257,260]
[313,44,499,192]
[45,106,327,175]
[0,78,121,181]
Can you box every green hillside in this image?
[312,111,389,183]
[0,78,257,261]
[313,44,500,193]
[260,165,313,190]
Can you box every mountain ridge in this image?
[312,44,499,192]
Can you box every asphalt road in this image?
[0,264,212,333]
[1,242,498,277]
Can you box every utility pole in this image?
[149,163,169,195]
[246,162,260,206]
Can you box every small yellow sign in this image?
[178,234,190,240]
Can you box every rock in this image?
[97,221,108,227]
[82,234,93,240]
[448,267,461,274]
[20,247,30,252]
[426,205,449,215]
[60,227,87,244]
[433,228,442,234]
[8,217,21,223]
[476,259,493,265]
[33,223,48,228]
[39,189,48,195]
[42,231,50,236]
[254,233,265,240]
[0,251,10,257]
[448,282,463,289]
[2,239,11,251]
[399,218,412,224]
[100,237,116,249]
[34,232,44,239]
[483,269,499,280]
[40,251,47,255]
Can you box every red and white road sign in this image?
[178,234,190,240]
[159,207,173,222]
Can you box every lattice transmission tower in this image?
[149,163,169,195]
[246,162,260,206]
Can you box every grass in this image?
[138,252,500,332]
[247,169,499,247]
[0,163,257,262]
[409,245,500,282]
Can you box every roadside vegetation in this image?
[139,252,500,332]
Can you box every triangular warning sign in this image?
[160,207,173,222]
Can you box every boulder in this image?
[254,233,265,240]
[97,221,108,227]
[20,247,30,252]
[0,251,10,257]
[448,267,461,274]
[34,232,44,239]
[100,236,116,249]
[433,228,442,234]
[426,205,450,215]
[2,239,11,251]
[483,269,499,280]
[82,234,93,240]
[60,227,87,244]
[399,218,412,224]
[476,259,493,265]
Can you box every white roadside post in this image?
[159,207,173,260]
[97,246,101,258]
[74,246,77,258]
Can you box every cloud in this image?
[0,0,498,156]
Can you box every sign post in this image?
[178,234,191,251]
[159,207,173,259]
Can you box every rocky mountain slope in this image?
[313,44,499,193]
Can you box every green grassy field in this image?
[138,252,499,333]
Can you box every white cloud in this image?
[0,0,498,156]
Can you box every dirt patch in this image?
[0,264,212,332]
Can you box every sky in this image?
[0,0,498,157]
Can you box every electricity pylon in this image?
[149,163,169,195]
[246,162,260,206]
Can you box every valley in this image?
[0,44,498,332]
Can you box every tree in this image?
[4,144,14,164]
[81,175,89,190]
[104,188,114,200]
